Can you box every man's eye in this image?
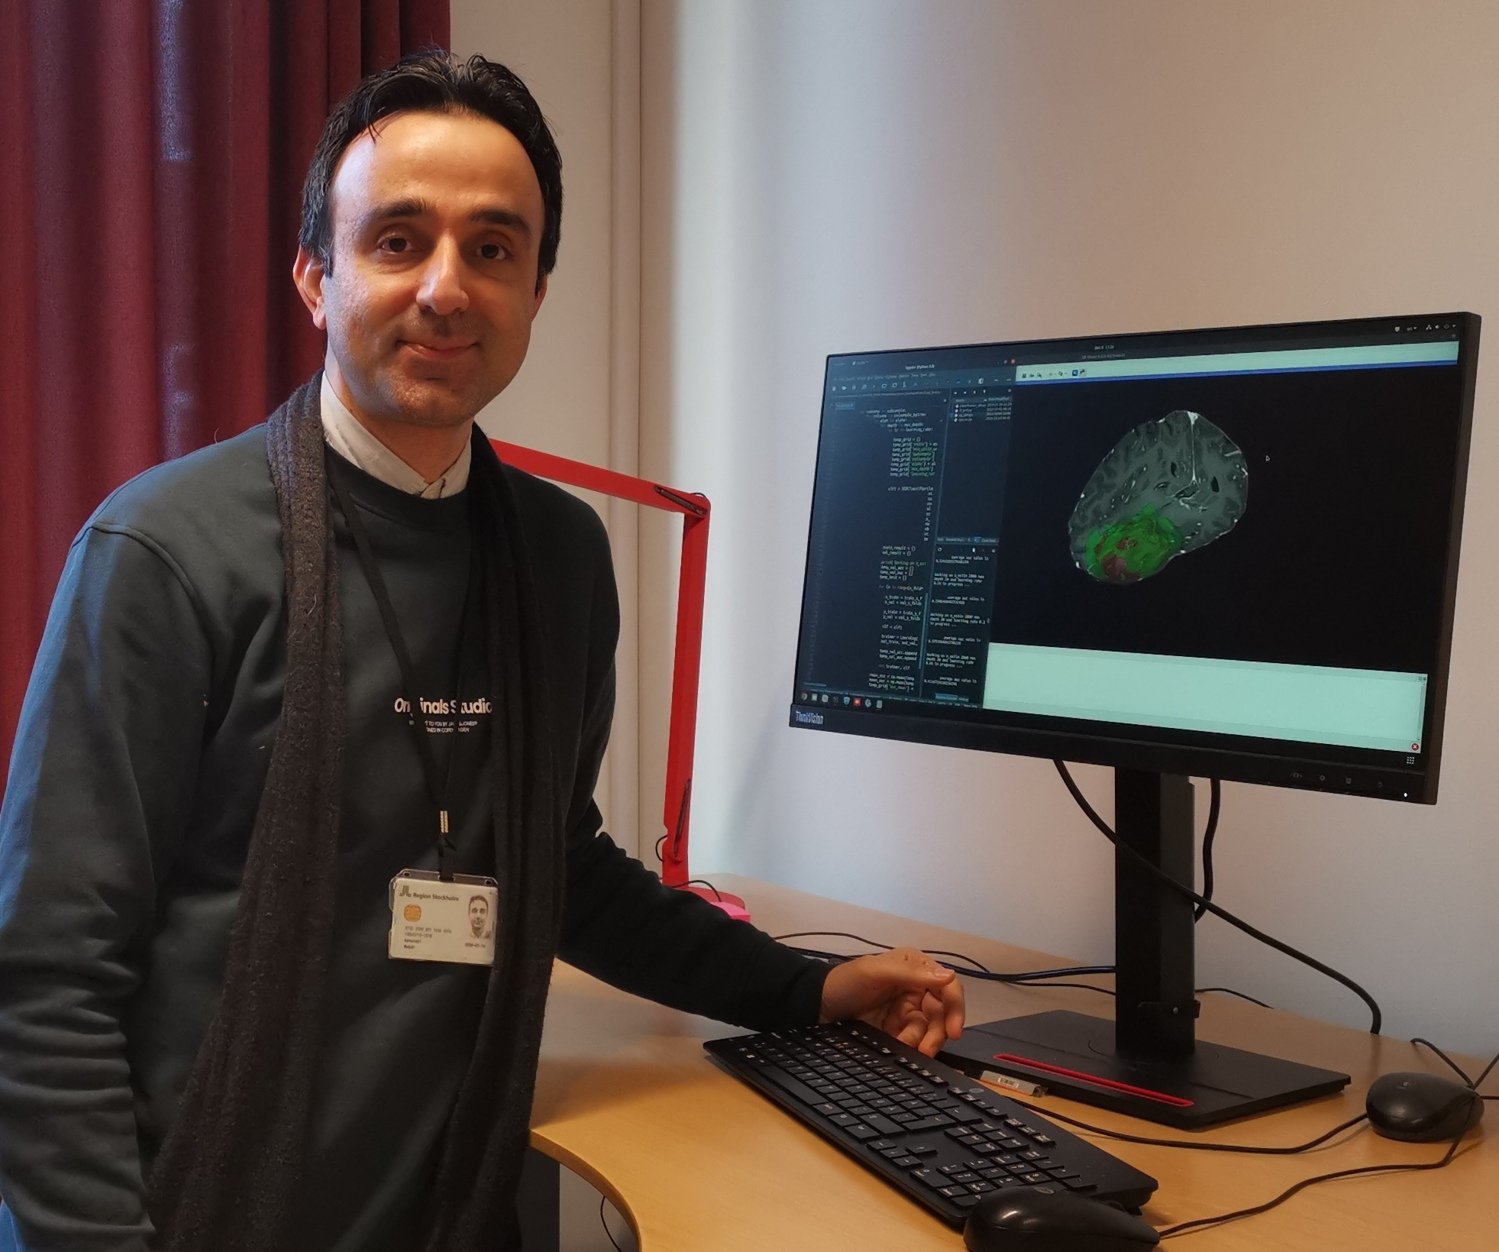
[478,242,506,261]
[378,236,410,254]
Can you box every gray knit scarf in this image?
[145,376,564,1250]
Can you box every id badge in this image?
[388,869,500,965]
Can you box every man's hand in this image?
[818,948,965,1057]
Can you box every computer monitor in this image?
[788,311,1480,1127]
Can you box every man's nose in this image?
[417,238,469,316]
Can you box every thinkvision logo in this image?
[793,710,825,726]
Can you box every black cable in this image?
[780,944,1119,997]
[1054,761,1382,1033]
[1410,1038,1499,1093]
[776,933,1268,1003]
[1153,1039,1497,1239]
[1192,779,1221,922]
[682,878,724,900]
[772,933,1116,989]
[782,945,989,979]
[1410,1036,1474,1086]
[999,1095,1368,1154]
[771,930,996,973]
[1155,1134,1467,1239]
[774,929,1116,983]
[598,1195,625,1252]
[996,979,1115,997]
[1194,986,1272,1009]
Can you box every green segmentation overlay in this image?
[1085,506,1183,584]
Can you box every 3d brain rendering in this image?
[1068,410,1249,584]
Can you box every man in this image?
[0,52,962,1251]
[468,895,491,940]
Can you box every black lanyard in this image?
[327,455,478,881]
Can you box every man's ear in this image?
[292,246,329,330]
[531,273,548,318]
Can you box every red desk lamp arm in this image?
[491,440,707,889]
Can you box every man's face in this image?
[469,897,489,937]
[293,109,548,433]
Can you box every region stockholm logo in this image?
[793,710,825,726]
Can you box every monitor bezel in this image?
[787,311,1480,805]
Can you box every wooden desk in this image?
[531,877,1495,1250]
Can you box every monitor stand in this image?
[939,769,1349,1129]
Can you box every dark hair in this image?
[299,50,562,289]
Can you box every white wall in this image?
[639,0,1499,1056]
[451,0,643,857]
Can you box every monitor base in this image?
[939,1010,1349,1129]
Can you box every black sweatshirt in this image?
[0,426,826,1250]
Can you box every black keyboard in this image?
[705,1021,1157,1227]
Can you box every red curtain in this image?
[0,0,450,766]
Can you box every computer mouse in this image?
[1365,1071,1484,1142]
[963,1187,1160,1252]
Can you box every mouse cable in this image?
[1054,761,1383,1033]
[996,1094,1368,1154]
[1154,1133,1467,1240]
[1411,1037,1499,1092]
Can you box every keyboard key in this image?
[900,1115,955,1133]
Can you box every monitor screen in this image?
[790,312,1479,804]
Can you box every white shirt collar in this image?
[319,374,472,499]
